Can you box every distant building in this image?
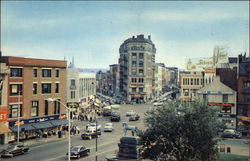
[155,63,165,96]
[237,53,250,134]
[180,71,204,102]
[109,64,119,97]
[1,56,67,143]
[197,76,237,129]
[96,70,111,95]
[119,34,156,102]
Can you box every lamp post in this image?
[47,98,71,161]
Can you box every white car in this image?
[153,102,164,106]
[104,123,113,132]
[126,110,136,116]
[87,122,101,131]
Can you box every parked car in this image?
[153,102,164,106]
[1,144,29,158]
[66,145,90,159]
[126,110,136,116]
[104,123,114,132]
[111,112,121,122]
[221,129,241,139]
[81,129,100,140]
[129,114,140,121]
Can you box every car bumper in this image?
[1,153,13,157]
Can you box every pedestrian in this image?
[131,130,134,136]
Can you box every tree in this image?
[139,102,224,161]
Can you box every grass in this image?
[216,153,249,161]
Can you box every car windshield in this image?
[6,146,16,150]
[71,147,80,151]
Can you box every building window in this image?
[42,69,51,77]
[33,69,37,77]
[139,61,144,67]
[10,84,22,96]
[139,88,143,92]
[31,101,39,117]
[223,94,228,103]
[33,83,37,94]
[197,78,199,85]
[42,83,51,94]
[71,91,75,99]
[221,106,231,113]
[132,69,137,75]
[9,104,22,118]
[132,61,137,67]
[191,78,193,85]
[10,68,22,77]
[71,79,76,86]
[203,94,207,100]
[132,88,136,92]
[244,82,250,90]
[44,100,49,115]
[139,69,144,75]
[56,69,60,77]
[139,53,144,59]
[132,53,137,59]
[54,99,60,114]
[138,78,144,83]
[55,83,59,93]
[131,78,137,83]
[184,89,189,96]
[57,99,60,114]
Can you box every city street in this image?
[2,103,249,161]
[3,104,149,161]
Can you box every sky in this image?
[1,1,249,69]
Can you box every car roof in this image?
[105,123,113,125]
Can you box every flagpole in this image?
[17,90,20,144]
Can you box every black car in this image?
[66,145,90,159]
[81,129,99,140]
[1,144,29,158]
[110,112,121,122]
[221,129,242,139]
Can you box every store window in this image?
[10,84,22,96]
[221,106,231,113]
[31,101,39,117]
[42,83,51,94]
[42,69,51,77]
[9,104,22,118]
[10,68,22,77]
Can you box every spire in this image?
[72,56,75,68]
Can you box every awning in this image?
[50,119,68,126]
[0,122,12,134]
[32,121,54,129]
[10,124,36,132]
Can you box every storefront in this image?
[9,114,68,141]
[0,122,12,144]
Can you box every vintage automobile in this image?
[126,110,136,116]
[110,112,121,122]
[66,145,90,159]
[81,129,99,140]
[129,114,140,121]
[104,123,114,132]
[221,129,242,139]
[1,144,29,158]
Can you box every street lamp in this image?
[47,98,71,161]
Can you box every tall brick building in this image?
[1,56,68,143]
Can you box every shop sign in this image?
[9,114,66,126]
[0,108,8,122]
[133,94,142,98]
[208,102,234,107]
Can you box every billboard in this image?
[186,57,214,71]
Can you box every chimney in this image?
[148,35,151,40]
